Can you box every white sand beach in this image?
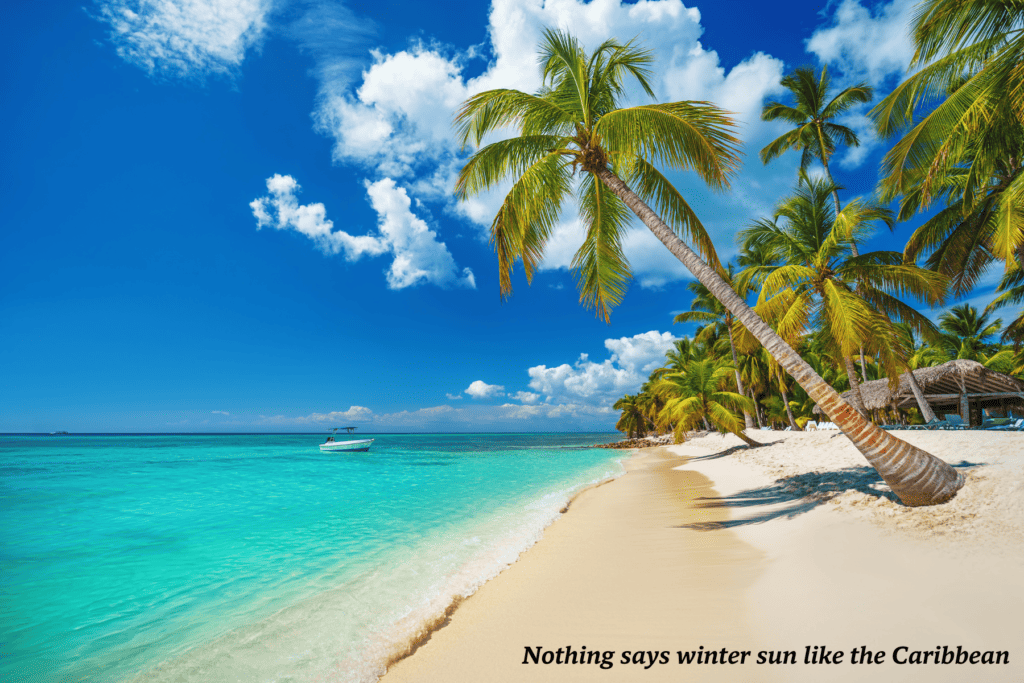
[381,431,1024,682]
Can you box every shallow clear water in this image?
[0,433,623,682]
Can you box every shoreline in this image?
[379,432,1023,682]
[381,446,763,681]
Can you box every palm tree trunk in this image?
[906,368,937,423]
[727,323,755,431]
[820,155,845,234]
[844,356,868,416]
[594,167,964,506]
[750,387,764,428]
[733,429,762,448]
[780,384,800,431]
[819,157,876,401]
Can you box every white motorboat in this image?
[320,427,374,452]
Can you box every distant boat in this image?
[320,427,374,453]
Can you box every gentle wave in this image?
[1,433,622,682]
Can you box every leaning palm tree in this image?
[654,359,761,446]
[760,65,873,218]
[454,29,962,506]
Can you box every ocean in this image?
[0,433,625,682]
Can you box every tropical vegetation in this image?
[452,19,1024,506]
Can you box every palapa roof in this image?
[813,359,1024,414]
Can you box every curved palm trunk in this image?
[594,167,964,507]
[727,324,755,430]
[734,429,762,447]
[844,356,869,416]
[906,368,937,423]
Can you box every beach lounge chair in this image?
[805,421,817,431]
[942,414,968,430]
[907,418,943,430]
[991,418,1024,431]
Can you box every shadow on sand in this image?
[679,459,980,531]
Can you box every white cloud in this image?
[251,174,389,258]
[306,0,794,291]
[807,0,917,86]
[211,410,230,415]
[365,178,476,289]
[511,391,540,404]
[445,392,464,400]
[297,406,375,423]
[94,0,272,78]
[527,330,677,406]
[250,174,474,289]
[465,380,505,399]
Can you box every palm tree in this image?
[673,268,755,429]
[893,322,942,423]
[613,394,646,438]
[654,359,761,446]
[869,0,1024,295]
[738,173,947,417]
[987,264,1024,347]
[937,303,1003,360]
[760,66,873,219]
[454,29,963,506]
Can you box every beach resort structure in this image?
[814,360,1024,427]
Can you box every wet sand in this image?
[381,448,763,682]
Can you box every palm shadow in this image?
[679,459,981,530]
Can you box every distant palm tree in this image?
[673,267,755,429]
[760,65,873,218]
[987,265,1024,347]
[739,173,946,416]
[655,359,761,446]
[455,29,963,506]
[870,0,1023,295]
[937,303,1003,360]
[613,394,646,438]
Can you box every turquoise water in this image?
[0,433,623,682]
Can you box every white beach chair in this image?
[805,421,817,431]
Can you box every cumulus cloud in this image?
[306,0,793,290]
[211,410,230,415]
[297,405,375,423]
[807,0,917,86]
[251,174,389,258]
[465,380,505,399]
[527,330,677,406]
[511,391,540,405]
[445,392,463,400]
[94,0,272,78]
[250,174,474,289]
[365,178,476,289]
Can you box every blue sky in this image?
[0,0,999,433]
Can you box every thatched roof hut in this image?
[813,359,1024,425]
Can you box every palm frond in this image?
[571,172,633,322]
